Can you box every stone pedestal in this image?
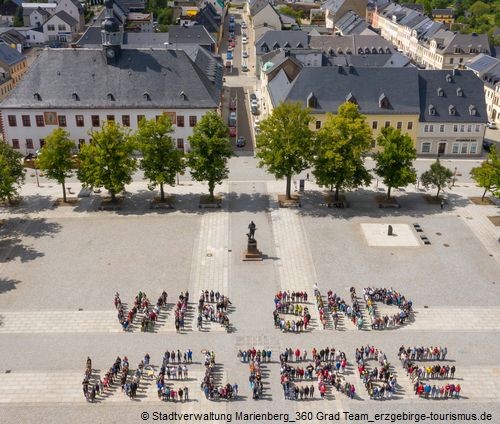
[242,239,263,261]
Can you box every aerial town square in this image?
[0,0,499,423]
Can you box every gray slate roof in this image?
[330,52,411,67]
[255,30,309,54]
[1,47,222,109]
[418,70,487,123]
[249,0,269,16]
[0,42,25,66]
[51,10,78,27]
[335,11,368,35]
[278,66,420,114]
[168,25,215,46]
[309,34,395,55]
[432,8,454,16]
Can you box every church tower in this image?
[101,0,121,64]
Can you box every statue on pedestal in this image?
[247,221,256,241]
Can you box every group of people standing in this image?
[273,291,312,332]
[115,291,168,332]
[355,346,397,400]
[174,291,189,332]
[197,289,232,331]
[363,287,413,330]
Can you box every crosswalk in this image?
[270,204,321,330]
[188,211,231,332]
[0,368,228,405]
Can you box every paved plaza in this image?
[0,157,499,424]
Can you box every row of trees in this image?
[0,111,232,204]
[0,102,498,205]
[256,102,499,201]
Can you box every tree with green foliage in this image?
[0,142,25,204]
[257,102,313,199]
[420,158,454,198]
[187,111,233,200]
[470,146,500,200]
[36,128,76,203]
[135,116,184,202]
[469,0,489,17]
[13,6,23,27]
[373,127,417,199]
[312,102,372,201]
[77,122,136,202]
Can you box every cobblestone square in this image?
[0,159,499,424]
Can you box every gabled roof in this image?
[255,30,309,53]
[24,6,51,18]
[466,53,499,75]
[321,0,347,14]
[432,8,454,16]
[329,52,411,67]
[197,3,221,34]
[168,25,215,45]
[1,48,222,109]
[47,10,78,27]
[309,34,395,55]
[267,68,292,106]
[249,0,270,16]
[276,66,420,114]
[335,11,368,35]
[0,42,25,66]
[418,70,487,123]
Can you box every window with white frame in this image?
[424,124,429,132]
[452,143,459,154]
[475,124,480,132]
[440,124,445,132]
[460,124,465,132]
[453,125,458,132]
[461,143,468,154]
[467,124,472,132]
[429,125,434,132]
[469,143,477,154]
[421,142,431,153]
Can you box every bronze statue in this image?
[247,221,256,240]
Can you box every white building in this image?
[0,0,223,154]
[417,69,487,156]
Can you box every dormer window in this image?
[385,48,391,54]
[372,48,377,54]
[437,87,444,97]
[34,92,41,101]
[379,93,390,109]
[72,92,79,101]
[428,104,436,115]
[456,87,463,97]
[448,105,456,115]
[345,48,352,55]
[143,92,151,101]
[107,93,115,101]
[337,48,343,54]
[284,42,290,48]
[272,42,280,49]
[469,104,477,116]
[365,48,370,54]
[296,42,303,48]
[358,48,363,54]
[378,48,384,54]
[446,74,453,83]
[307,92,317,109]
[346,92,357,104]
[180,91,187,100]
[261,43,269,53]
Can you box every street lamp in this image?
[452,167,457,187]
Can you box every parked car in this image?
[226,51,233,60]
[487,121,497,129]
[254,118,260,127]
[242,32,247,38]
[229,126,237,137]
[241,63,249,72]
[251,106,260,115]
[225,61,232,69]
[227,45,234,52]
[241,22,247,29]
[242,36,248,44]
[251,99,259,108]
[242,50,249,58]
[236,136,246,147]
[250,93,257,101]
[229,98,237,110]
[229,14,234,22]
[229,111,237,126]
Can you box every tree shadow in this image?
[1,195,55,213]
[0,277,21,295]
[227,192,270,213]
[0,218,61,263]
[296,188,471,219]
